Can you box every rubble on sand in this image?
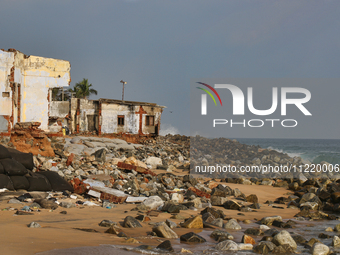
[0,134,339,254]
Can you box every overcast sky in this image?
[1,0,339,138]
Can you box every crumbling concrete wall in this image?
[0,49,71,133]
[68,98,164,136]
[101,103,139,134]
[79,99,99,132]
[0,50,14,133]
[49,101,69,118]
[0,116,8,132]
[22,54,70,130]
[140,105,162,135]
[70,98,78,134]
[48,101,70,133]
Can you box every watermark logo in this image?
[196,82,222,115]
[197,82,312,128]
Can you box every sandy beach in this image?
[0,182,298,255]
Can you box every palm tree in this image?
[69,78,98,99]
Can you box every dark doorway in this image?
[87,115,97,132]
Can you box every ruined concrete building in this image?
[51,98,164,137]
[0,49,165,138]
[0,48,71,135]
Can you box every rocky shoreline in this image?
[0,135,339,255]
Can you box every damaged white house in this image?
[51,98,165,136]
[0,48,71,135]
[0,49,165,137]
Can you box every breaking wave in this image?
[160,124,180,136]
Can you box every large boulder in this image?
[145,157,162,169]
[223,219,241,230]
[273,230,297,250]
[182,215,203,228]
[152,222,178,238]
[142,196,164,210]
[311,243,329,255]
[123,216,142,228]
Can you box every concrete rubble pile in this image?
[0,134,339,254]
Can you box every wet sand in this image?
[0,182,297,255]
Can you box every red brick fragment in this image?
[66,153,75,166]
[188,187,211,198]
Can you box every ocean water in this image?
[236,138,340,165]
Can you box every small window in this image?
[2,92,10,97]
[146,116,155,126]
[118,115,125,126]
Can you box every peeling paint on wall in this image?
[0,49,71,132]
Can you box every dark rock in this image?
[167,204,181,213]
[272,244,294,254]
[318,233,331,239]
[211,188,229,197]
[202,212,216,223]
[156,240,174,252]
[35,199,58,210]
[200,207,225,219]
[264,228,280,237]
[123,216,142,228]
[210,229,234,241]
[332,192,340,203]
[246,194,258,203]
[274,197,289,204]
[99,220,116,227]
[135,215,147,222]
[244,228,263,236]
[251,203,261,209]
[318,190,331,201]
[294,209,327,220]
[183,175,197,186]
[92,148,107,163]
[117,232,128,237]
[253,241,277,254]
[180,232,206,243]
[272,220,292,228]
[223,200,241,210]
[261,236,273,242]
[184,189,197,198]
